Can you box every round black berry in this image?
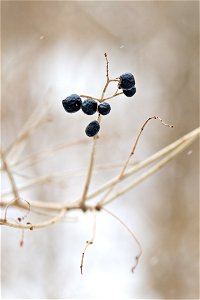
[82,99,97,115]
[85,120,100,137]
[62,94,82,113]
[118,73,135,90]
[123,87,136,97]
[98,102,111,115]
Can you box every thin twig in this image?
[1,150,20,220]
[1,151,19,200]
[102,207,142,272]
[100,53,111,101]
[86,127,199,204]
[0,208,66,230]
[80,95,101,102]
[8,138,89,169]
[103,91,123,102]
[103,134,197,206]
[1,128,199,213]
[5,89,52,162]
[80,209,97,274]
[98,116,173,206]
[80,114,101,209]
[104,53,109,81]
[1,161,137,198]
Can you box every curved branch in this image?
[0,208,66,230]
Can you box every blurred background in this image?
[1,1,199,299]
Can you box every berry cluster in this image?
[118,73,136,97]
[61,57,136,138]
[62,95,111,137]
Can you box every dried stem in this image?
[5,91,51,163]
[79,115,101,209]
[80,209,97,274]
[80,95,101,102]
[102,207,142,272]
[100,53,119,102]
[1,151,19,200]
[103,133,197,206]
[99,116,174,206]
[2,161,136,198]
[1,127,199,214]
[1,150,20,220]
[0,208,66,230]
[9,138,89,170]
[103,91,123,102]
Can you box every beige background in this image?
[1,1,199,299]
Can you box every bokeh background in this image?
[1,1,199,299]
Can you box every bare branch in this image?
[0,208,66,230]
[103,134,197,206]
[98,116,174,206]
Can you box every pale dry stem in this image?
[98,116,174,206]
[1,150,20,220]
[0,208,66,230]
[80,209,96,274]
[9,138,89,170]
[79,114,101,209]
[1,127,199,221]
[5,89,52,163]
[103,133,198,206]
[102,207,142,273]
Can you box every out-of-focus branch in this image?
[1,127,199,216]
[0,208,67,230]
[102,132,198,206]
[1,151,19,201]
[5,89,52,163]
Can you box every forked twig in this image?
[103,133,196,206]
[102,207,142,273]
[100,53,119,102]
[1,127,199,215]
[80,209,97,274]
[98,116,173,206]
[0,208,66,230]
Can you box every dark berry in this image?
[85,120,100,137]
[123,87,136,97]
[118,73,135,90]
[62,94,82,113]
[82,99,97,115]
[98,102,111,115]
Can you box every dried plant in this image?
[1,54,199,275]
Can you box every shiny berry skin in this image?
[85,120,100,137]
[123,87,136,97]
[82,99,97,115]
[118,73,135,90]
[98,102,111,115]
[62,94,82,113]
